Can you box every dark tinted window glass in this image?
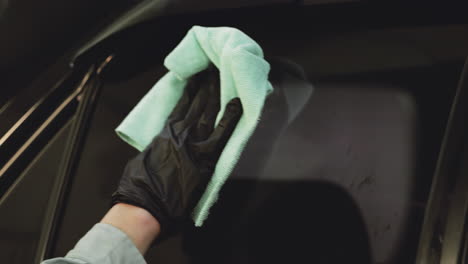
[51,5,468,263]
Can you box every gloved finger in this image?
[167,74,204,124]
[191,72,220,141]
[193,98,242,158]
[183,82,210,126]
[171,76,211,134]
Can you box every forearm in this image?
[101,203,161,255]
[42,209,155,264]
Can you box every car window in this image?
[51,15,468,264]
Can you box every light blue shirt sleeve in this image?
[42,223,146,264]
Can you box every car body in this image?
[1,1,468,263]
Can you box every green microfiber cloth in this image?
[115,26,273,226]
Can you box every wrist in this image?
[101,203,161,254]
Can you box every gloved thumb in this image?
[191,98,242,159]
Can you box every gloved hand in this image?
[112,70,242,237]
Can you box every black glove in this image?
[112,70,242,237]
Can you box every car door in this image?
[0,56,110,263]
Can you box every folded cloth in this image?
[115,26,273,226]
